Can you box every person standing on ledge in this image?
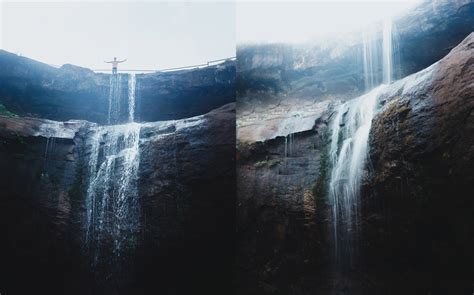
[105,57,126,74]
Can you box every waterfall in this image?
[85,123,141,264]
[362,18,394,91]
[128,73,136,122]
[108,74,123,125]
[362,27,379,91]
[85,73,141,268]
[382,18,393,84]
[328,85,384,269]
[327,17,394,270]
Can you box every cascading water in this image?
[362,18,396,91]
[128,73,136,122]
[328,85,384,268]
[328,17,394,271]
[382,18,393,84]
[362,27,380,90]
[108,74,123,124]
[85,73,141,268]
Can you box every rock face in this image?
[236,115,333,294]
[0,103,236,294]
[236,25,474,295]
[0,50,235,124]
[137,62,235,122]
[136,103,236,294]
[363,33,474,293]
[237,0,474,143]
[0,116,92,294]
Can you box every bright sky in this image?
[0,1,236,71]
[237,0,420,44]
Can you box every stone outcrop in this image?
[362,32,474,293]
[236,114,332,294]
[136,103,236,294]
[0,50,235,124]
[0,103,236,294]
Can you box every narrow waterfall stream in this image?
[328,85,383,268]
[107,74,123,125]
[328,18,394,271]
[128,73,136,122]
[85,73,141,268]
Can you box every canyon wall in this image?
[0,50,235,124]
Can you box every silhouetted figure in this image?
[105,57,126,74]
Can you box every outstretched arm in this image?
[118,59,127,63]
[104,61,113,63]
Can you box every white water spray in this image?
[85,73,141,266]
[362,18,394,91]
[362,27,379,91]
[383,18,393,84]
[328,85,384,267]
[108,74,122,124]
[328,17,394,269]
[128,73,136,122]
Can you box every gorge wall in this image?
[0,50,235,124]
[237,0,474,143]
[236,2,474,293]
[361,32,474,294]
[0,47,236,294]
[0,103,235,294]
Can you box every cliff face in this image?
[362,33,474,293]
[237,0,474,143]
[137,103,236,293]
[236,118,332,294]
[0,103,236,294]
[236,31,474,295]
[0,50,235,124]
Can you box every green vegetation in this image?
[254,158,280,168]
[0,103,18,118]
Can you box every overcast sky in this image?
[0,0,421,70]
[0,1,236,71]
[237,0,420,44]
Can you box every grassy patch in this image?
[0,103,18,118]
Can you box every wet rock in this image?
[135,103,236,294]
[236,113,331,294]
[363,33,474,293]
[0,103,236,294]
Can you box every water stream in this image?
[85,73,141,268]
[328,85,384,268]
[328,18,394,270]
